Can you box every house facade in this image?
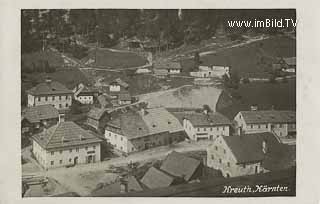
[31,121,103,169]
[206,132,280,178]
[183,112,231,141]
[105,108,185,153]
[109,78,129,93]
[27,79,73,111]
[234,110,296,138]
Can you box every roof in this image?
[23,105,59,123]
[160,151,201,181]
[91,176,143,196]
[32,121,103,149]
[110,78,129,88]
[154,61,182,70]
[27,80,72,96]
[118,92,131,101]
[282,57,296,66]
[239,110,296,124]
[106,108,183,139]
[87,107,109,120]
[183,112,231,127]
[220,132,281,164]
[154,68,168,75]
[97,95,110,108]
[141,167,175,189]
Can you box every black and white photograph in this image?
[19,9,297,197]
[1,1,320,203]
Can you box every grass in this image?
[83,49,147,68]
[22,50,64,69]
[216,79,296,119]
[181,36,296,78]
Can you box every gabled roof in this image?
[23,105,59,123]
[118,92,131,101]
[27,80,72,96]
[32,121,103,149]
[141,167,174,189]
[91,176,143,196]
[154,61,182,70]
[87,107,109,120]
[238,110,296,124]
[160,151,201,181]
[184,112,231,127]
[221,132,281,164]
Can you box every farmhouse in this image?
[140,167,180,189]
[280,57,296,73]
[109,78,129,93]
[190,65,230,78]
[31,121,103,169]
[183,112,231,141]
[87,107,110,131]
[206,132,281,178]
[154,61,182,75]
[22,105,60,134]
[118,92,132,105]
[73,83,99,105]
[27,78,73,111]
[233,110,296,138]
[105,107,185,153]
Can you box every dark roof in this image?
[184,112,231,127]
[91,176,143,196]
[239,110,296,124]
[221,132,281,164]
[118,92,131,101]
[32,121,103,149]
[87,107,109,120]
[154,61,182,70]
[262,144,296,171]
[141,167,174,189]
[160,151,201,181]
[27,80,72,96]
[23,105,59,123]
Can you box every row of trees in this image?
[21,60,56,73]
[22,9,296,54]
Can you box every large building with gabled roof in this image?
[27,78,73,111]
[31,121,103,169]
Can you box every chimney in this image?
[59,114,65,123]
[262,140,268,154]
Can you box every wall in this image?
[168,69,181,74]
[27,94,35,107]
[119,100,132,105]
[43,143,101,169]
[30,94,72,110]
[76,95,94,104]
[206,137,261,177]
[183,119,230,141]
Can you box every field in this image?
[82,49,147,68]
[22,50,64,69]
[216,79,296,119]
[181,36,296,78]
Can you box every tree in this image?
[194,52,201,71]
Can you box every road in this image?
[22,140,212,196]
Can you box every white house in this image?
[183,112,231,141]
[73,83,98,105]
[27,78,73,111]
[190,65,229,78]
[109,78,129,93]
[31,121,103,169]
[233,110,296,138]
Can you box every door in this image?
[74,157,78,165]
[87,155,93,163]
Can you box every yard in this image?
[216,79,296,119]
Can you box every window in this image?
[204,128,206,131]
[59,160,62,164]
[76,148,79,152]
[210,127,212,131]
[59,104,62,108]
[215,146,218,151]
[265,124,268,128]
[211,155,214,160]
[69,158,72,162]
[223,126,225,131]
[109,132,111,137]
[223,149,226,154]
[69,149,72,153]
[51,161,54,165]
[66,103,69,107]
[120,146,123,150]
[258,125,261,129]
[121,137,123,141]
[51,151,54,155]
[38,97,40,101]
[197,128,200,131]
[93,145,96,149]
[251,125,253,128]
[217,127,219,131]
[59,96,62,100]
[45,96,48,101]
[53,96,55,100]
[219,158,222,164]
[279,124,283,128]
[59,150,62,154]
[227,162,230,167]
[85,147,88,150]
[132,147,134,151]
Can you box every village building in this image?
[140,167,181,189]
[190,65,230,78]
[160,151,203,182]
[183,112,231,141]
[206,132,281,178]
[31,121,103,169]
[153,61,182,75]
[92,176,143,196]
[280,57,296,73]
[109,78,129,93]
[73,83,99,105]
[104,107,185,153]
[27,78,73,111]
[233,110,296,138]
[87,107,110,131]
[22,104,60,135]
[118,92,132,105]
